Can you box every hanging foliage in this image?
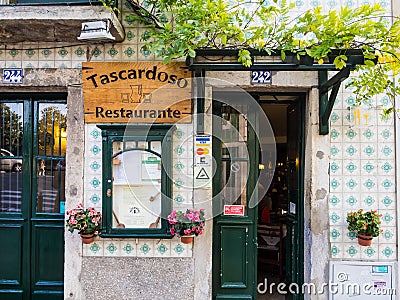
[126,0,400,116]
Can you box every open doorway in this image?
[256,94,302,300]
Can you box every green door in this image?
[212,95,259,300]
[0,95,66,300]
[285,100,305,300]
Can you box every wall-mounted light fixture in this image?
[77,19,115,42]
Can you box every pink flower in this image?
[168,210,177,219]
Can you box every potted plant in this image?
[346,209,382,246]
[167,208,205,244]
[66,204,102,244]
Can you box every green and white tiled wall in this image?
[83,123,195,257]
[329,87,397,260]
[0,0,392,67]
[2,0,396,260]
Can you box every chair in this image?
[0,190,22,212]
[257,223,285,281]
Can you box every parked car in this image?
[0,149,22,172]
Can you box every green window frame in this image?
[98,124,173,238]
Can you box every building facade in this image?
[0,0,398,299]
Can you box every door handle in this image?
[281,209,288,216]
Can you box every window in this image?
[99,124,173,238]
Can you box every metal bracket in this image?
[319,67,352,135]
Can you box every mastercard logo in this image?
[196,148,210,155]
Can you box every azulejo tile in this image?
[378,244,396,260]
[343,144,360,159]
[330,227,343,242]
[343,193,358,209]
[361,160,377,176]
[360,245,378,259]
[138,44,155,61]
[330,176,342,192]
[39,61,55,68]
[344,244,361,259]
[88,177,102,189]
[330,244,343,259]
[377,176,395,193]
[83,240,104,256]
[154,240,171,257]
[343,127,359,142]
[90,159,102,172]
[329,210,343,225]
[55,61,72,68]
[378,127,393,141]
[137,240,155,257]
[378,227,396,244]
[379,193,395,209]
[378,112,394,126]
[173,193,186,205]
[361,178,376,192]
[378,143,395,160]
[23,61,39,68]
[361,144,376,159]
[330,127,342,142]
[104,241,121,256]
[174,144,187,158]
[342,160,359,176]
[330,161,341,175]
[343,230,358,243]
[173,160,186,174]
[88,193,101,206]
[39,46,54,60]
[330,111,341,125]
[173,127,186,140]
[121,241,137,256]
[380,210,395,226]
[125,29,137,41]
[361,128,377,142]
[72,46,86,58]
[330,145,342,159]
[88,144,102,157]
[378,161,394,175]
[328,193,342,208]
[5,61,22,68]
[170,239,192,257]
[6,47,22,60]
[122,45,137,59]
[343,176,359,193]
[344,95,357,108]
[89,127,102,141]
[362,193,376,207]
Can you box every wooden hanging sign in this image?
[82,62,192,123]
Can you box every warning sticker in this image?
[196,167,209,179]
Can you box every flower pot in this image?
[357,233,373,246]
[180,235,194,244]
[80,233,95,244]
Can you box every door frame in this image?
[211,92,306,299]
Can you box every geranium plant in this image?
[167,208,205,237]
[66,203,102,235]
[346,209,382,237]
